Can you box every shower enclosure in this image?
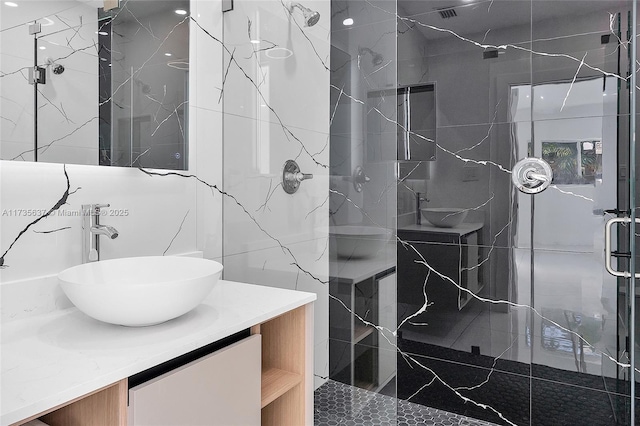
[324,0,640,425]
[214,0,640,424]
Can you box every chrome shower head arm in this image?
[288,2,320,27]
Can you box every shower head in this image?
[133,78,151,94]
[358,47,384,66]
[44,57,65,75]
[289,2,320,27]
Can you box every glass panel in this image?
[327,0,398,422]
[530,2,635,424]
[395,0,636,425]
[219,0,339,421]
[396,1,532,424]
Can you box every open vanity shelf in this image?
[261,368,302,408]
[329,267,397,393]
[254,306,308,425]
[13,381,128,426]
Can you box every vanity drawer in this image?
[128,335,261,426]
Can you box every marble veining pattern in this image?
[1,0,639,425]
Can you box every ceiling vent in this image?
[437,7,457,19]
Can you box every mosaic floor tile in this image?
[315,380,498,426]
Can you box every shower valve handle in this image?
[526,171,550,183]
[512,157,553,194]
[290,172,313,182]
[282,160,313,194]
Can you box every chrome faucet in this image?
[416,192,429,225]
[92,224,119,239]
[82,204,119,263]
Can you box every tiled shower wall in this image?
[219,0,330,388]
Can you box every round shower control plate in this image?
[511,157,553,194]
[282,160,313,194]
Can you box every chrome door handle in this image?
[605,217,640,278]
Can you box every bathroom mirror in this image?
[365,84,436,166]
[0,0,190,170]
[396,83,436,162]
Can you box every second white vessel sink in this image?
[330,225,392,259]
[58,256,223,326]
[421,208,468,228]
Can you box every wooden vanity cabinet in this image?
[15,304,312,426]
[258,306,310,426]
[329,269,397,392]
[35,381,128,426]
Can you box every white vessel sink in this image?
[421,208,468,228]
[58,256,223,326]
[330,225,392,259]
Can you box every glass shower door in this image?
[526,2,638,424]
[394,0,639,424]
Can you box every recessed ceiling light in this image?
[4,2,18,7]
[165,53,172,56]
[250,39,260,44]
[343,18,354,26]
[174,9,187,15]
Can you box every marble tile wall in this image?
[220,0,330,389]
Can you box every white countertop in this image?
[399,222,484,236]
[0,280,316,426]
[329,243,396,284]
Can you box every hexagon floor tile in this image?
[314,380,499,426]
